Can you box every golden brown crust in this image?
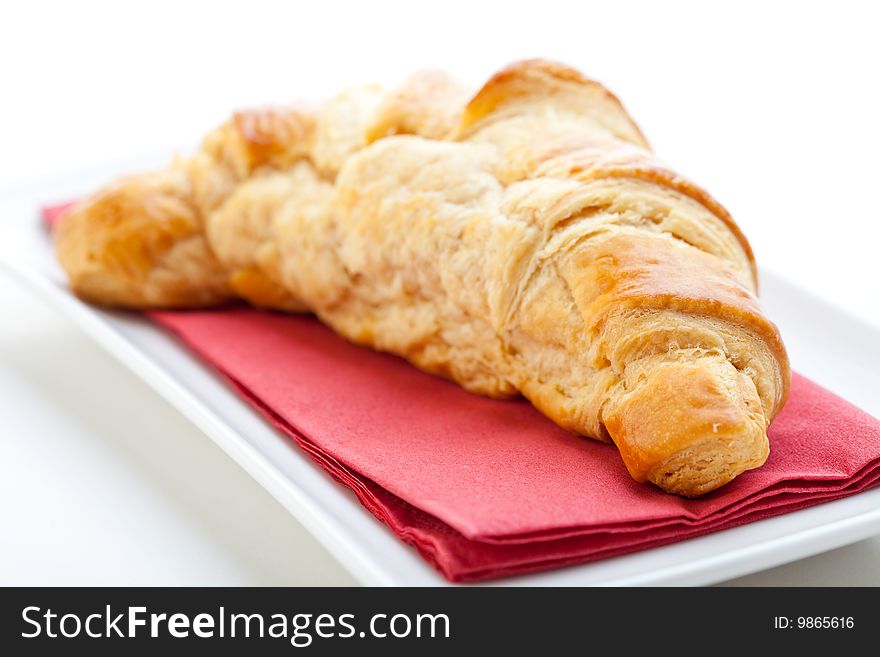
[472,120,758,288]
[231,106,317,171]
[54,60,791,496]
[574,232,784,390]
[604,359,769,496]
[365,71,471,143]
[55,167,230,308]
[457,59,650,148]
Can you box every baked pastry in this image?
[55,60,790,496]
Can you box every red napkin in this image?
[44,206,880,581]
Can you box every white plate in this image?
[2,155,880,586]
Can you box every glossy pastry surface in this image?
[55,60,790,496]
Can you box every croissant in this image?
[55,60,790,497]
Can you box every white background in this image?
[1,0,878,585]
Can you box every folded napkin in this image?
[44,205,880,581]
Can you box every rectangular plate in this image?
[2,155,880,586]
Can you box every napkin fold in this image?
[45,205,880,581]
[150,310,880,581]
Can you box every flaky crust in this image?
[55,60,790,496]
